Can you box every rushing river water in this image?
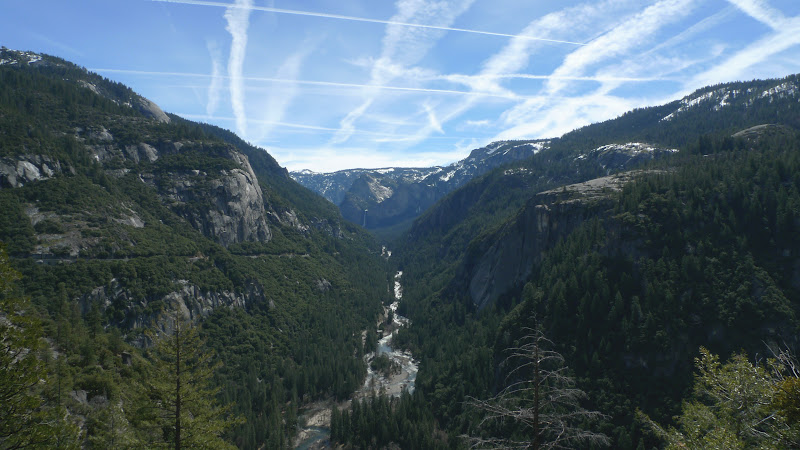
[294,271,418,448]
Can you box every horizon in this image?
[3,0,800,172]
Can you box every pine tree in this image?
[465,323,609,449]
[641,347,800,449]
[0,245,80,448]
[87,400,138,449]
[135,318,243,449]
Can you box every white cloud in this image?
[329,0,477,145]
[726,0,786,29]
[487,0,701,144]
[423,102,444,134]
[178,112,428,139]
[274,144,471,172]
[391,0,639,146]
[638,8,734,59]
[254,39,319,142]
[496,92,639,140]
[476,0,639,95]
[89,68,527,98]
[331,99,375,144]
[459,119,492,130]
[29,32,84,57]
[689,15,800,87]
[224,0,253,138]
[544,0,697,96]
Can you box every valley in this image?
[1,46,800,449]
[295,271,418,449]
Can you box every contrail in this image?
[89,68,527,99]
[224,0,252,138]
[149,0,586,46]
[93,67,668,98]
[176,113,466,139]
[205,40,223,116]
[486,74,672,82]
[440,73,673,84]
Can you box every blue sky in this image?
[3,0,800,172]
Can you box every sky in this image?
[3,0,800,172]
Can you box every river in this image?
[293,271,418,449]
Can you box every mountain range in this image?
[1,46,800,449]
[290,140,550,235]
[388,72,800,448]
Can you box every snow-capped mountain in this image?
[661,79,799,122]
[291,140,548,231]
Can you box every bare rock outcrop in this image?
[81,278,264,340]
[134,97,171,124]
[0,155,69,188]
[159,151,271,246]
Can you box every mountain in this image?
[4,45,800,449]
[0,48,390,446]
[292,74,800,239]
[291,140,549,235]
[383,74,800,448]
[402,74,800,276]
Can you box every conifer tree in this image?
[466,324,609,449]
[136,317,242,449]
[0,245,80,448]
[642,347,800,449]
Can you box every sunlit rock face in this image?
[154,148,272,247]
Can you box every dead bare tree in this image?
[465,326,609,449]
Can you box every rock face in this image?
[134,97,171,124]
[731,123,795,143]
[291,140,548,230]
[0,155,69,188]
[584,142,678,172]
[123,143,160,164]
[158,150,272,246]
[80,278,264,339]
[0,49,275,248]
[292,140,674,233]
[459,172,642,310]
[1,129,272,247]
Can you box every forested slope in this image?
[381,75,800,448]
[0,48,390,447]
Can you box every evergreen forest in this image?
[2,48,800,449]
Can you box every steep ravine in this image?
[294,271,417,449]
[459,171,646,310]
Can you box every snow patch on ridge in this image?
[663,80,799,121]
[760,82,798,101]
[440,170,457,182]
[662,88,729,121]
[592,142,677,155]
